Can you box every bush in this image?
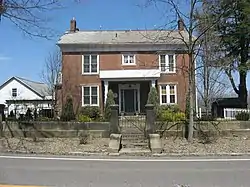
[159,109,186,122]
[79,131,90,144]
[77,114,92,122]
[61,96,75,121]
[235,111,250,121]
[147,87,160,118]
[200,115,215,121]
[79,106,101,120]
[104,89,115,121]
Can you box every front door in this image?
[124,89,135,113]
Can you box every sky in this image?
[0,0,249,91]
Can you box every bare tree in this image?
[41,48,62,117]
[141,0,227,142]
[0,0,80,39]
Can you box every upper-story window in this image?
[12,88,17,97]
[159,54,176,73]
[122,54,136,65]
[82,54,99,74]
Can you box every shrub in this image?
[104,89,115,121]
[61,96,75,121]
[200,115,215,121]
[235,111,250,121]
[147,87,160,117]
[79,106,101,120]
[77,114,92,122]
[159,109,186,122]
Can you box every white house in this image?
[0,76,52,118]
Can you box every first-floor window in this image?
[82,86,99,106]
[160,84,177,104]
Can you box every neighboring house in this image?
[0,76,52,117]
[56,18,191,115]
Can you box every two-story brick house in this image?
[56,18,190,116]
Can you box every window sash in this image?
[160,54,176,72]
[82,86,99,106]
[122,55,135,64]
[12,88,17,97]
[83,55,98,73]
[160,85,177,104]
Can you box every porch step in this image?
[122,133,145,140]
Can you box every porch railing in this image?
[223,108,250,120]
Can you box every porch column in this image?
[151,79,156,87]
[104,80,109,104]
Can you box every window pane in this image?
[91,64,97,73]
[91,96,98,105]
[91,55,98,72]
[161,86,166,94]
[160,55,166,71]
[124,55,129,63]
[169,55,174,72]
[84,55,90,65]
[169,85,175,95]
[83,87,90,96]
[91,55,97,64]
[84,64,90,73]
[161,95,167,104]
[12,88,17,97]
[170,95,175,103]
[83,96,90,105]
[129,55,134,63]
[91,87,97,96]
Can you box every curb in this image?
[2,149,250,157]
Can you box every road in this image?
[0,155,250,187]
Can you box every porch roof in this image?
[99,69,161,79]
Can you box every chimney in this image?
[178,19,184,31]
[70,17,76,32]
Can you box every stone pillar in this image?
[110,104,119,134]
[151,79,156,87]
[104,81,109,104]
[145,104,155,137]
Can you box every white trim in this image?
[82,54,99,75]
[159,54,176,73]
[82,85,99,106]
[118,84,140,113]
[100,69,160,79]
[159,84,177,105]
[104,81,109,104]
[121,54,136,65]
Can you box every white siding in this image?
[0,79,43,105]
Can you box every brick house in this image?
[56,18,190,116]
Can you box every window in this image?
[160,84,177,104]
[122,54,136,65]
[82,86,99,106]
[82,55,99,74]
[159,54,176,73]
[12,88,17,97]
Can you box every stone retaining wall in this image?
[1,121,110,138]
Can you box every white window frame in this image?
[82,54,99,75]
[159,54,176,73]
[12,88,17,97]
[82,85,99,106]
[122,54,136,65]
[159,84,177,105]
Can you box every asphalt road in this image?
[0,155,250,187]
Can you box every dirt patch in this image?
[0,138,109,154]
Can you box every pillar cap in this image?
[110,104,119,110]
[145,104,154,110]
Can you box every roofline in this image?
[57,43,189,53]
[0,76,46,98]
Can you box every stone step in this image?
[122,135,145,140]
[121,142,148,148]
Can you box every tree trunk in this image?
[188,53,195,142]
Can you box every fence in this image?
[223,108,250,120]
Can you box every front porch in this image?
[102,80,157,115]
